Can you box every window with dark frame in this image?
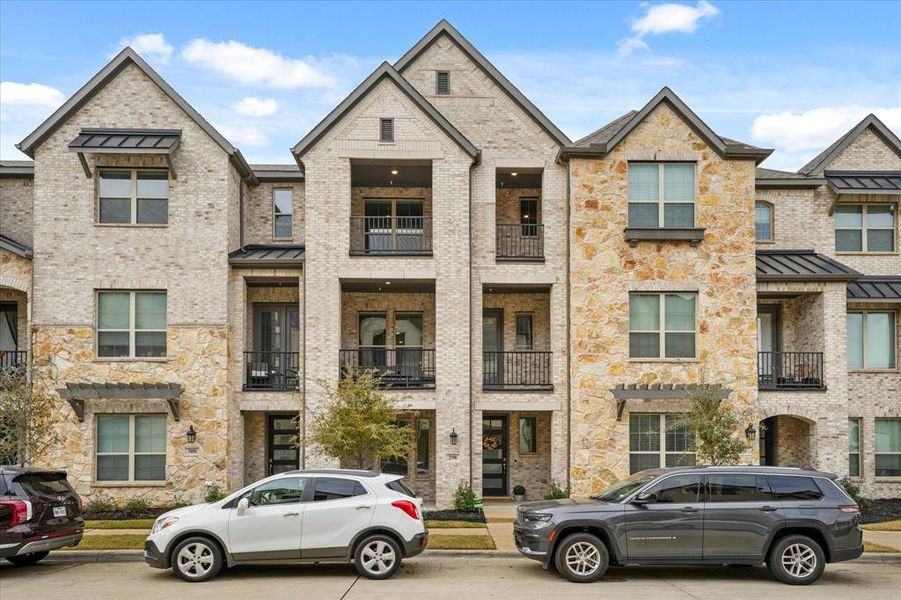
[515,313,534,350]
[98,169,168,225]
[519,416,537,454]
[416,418,430,472]
[380,118,394,143]
[273,189,293,239]
[755,201,773,241]
[436,71,450,95]
[849,418,861,478]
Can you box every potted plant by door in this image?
[513,485,526,502]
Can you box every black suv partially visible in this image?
[0,466,84,565]
[514,466,863,585]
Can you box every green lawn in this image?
[861,519,901,532]
[864,541,899,553]
[84,519,155,530]
[76,534,146,550]
[425,520,486,529]
[428,534,495,550]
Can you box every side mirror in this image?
[632,491,656,505]
[236,497,249,516]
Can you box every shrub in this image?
[453,481,481,512]
[543,482,570,500]
[838,478,870,508]
[204,485,225,503]
[513,485,526,496]
[124,498,149,513]
[84,495,117,515]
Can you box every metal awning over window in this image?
[826,171,901,195]
[610,383,731,420]
[847,276,901,303]
[57,382,184,422]
[228,245,305,267]
[756,250,861,282]
[68,128,181,178]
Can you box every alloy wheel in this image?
[176,542,215,579]
[565,541,601,576]
[360,540,397,575]
[781,543,817,579]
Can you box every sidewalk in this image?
[864,529,901,551]
[482,502,518,552]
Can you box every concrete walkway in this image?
[482,502,519,552]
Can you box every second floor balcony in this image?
[349,216,433,256]
[496,223,544,260]
[757,351,825,391]
[483,351,553,390]
[339,347,436,389]
[244,351,300,391]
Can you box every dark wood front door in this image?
[482,415,508,496]
[759,417,777,466]
[267,414,299,475]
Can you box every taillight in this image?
[1,500,33,525]
[76,494,84,514]
[839,504,859,513]
[391,500,420,520]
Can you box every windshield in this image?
[591,472,657,502]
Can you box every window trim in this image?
[875,418,901,478]
[847,310,897,371]
[755,200,775,243]
[379,118,394,143]
[629,292,697,359]
[94,413,167,483]
[849,417,862,479]
[96,167,169,226]
[627,162,697,229]
[96,290,167,359]
[835,203,897,254]
[628,413,696,474]
[272,188,294,240]
[518,415,538,455]
[436,70,450,95]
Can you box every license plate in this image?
[53,506,67,518]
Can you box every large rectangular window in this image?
[519,416,537,454]
[515,313,534,350]
[847,311,896,369]
[416,418,430,472]
[273,189,293,239]
[98,169,168,225]
[97,291,167,358]
[96,414,166,482]
[629,293,696,359]
[849,418,861,478]
[628,163,695,228]
[629,414,695,474]
[835,204,896,252]
[875,419,901,477]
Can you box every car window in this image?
[11,473,75,499]
[245,477,305,506]
[646,474,700,503]
[769,476,824,501]
[386,480,416,498]
[707,474,769,502]
[593,472,657,502]
[312,477,367,501]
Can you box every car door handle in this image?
[758,506,778,512]
[283,511,299,518]
[681,507,700,513]
[356,505,372,511]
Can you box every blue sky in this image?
[1,1,899,169]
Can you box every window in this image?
[644,474,700,503]
[629,293,696,359]
[97,291,166,358]
[515,313,534,350]
[849,418,861,478]
[847,311,896,369]
[416,418,430,472]
[755,201,773,241]
[875,418,901,477]
[381,419,409,475]
[629,414,695,474]
[312,477,367,501]
[835,204,895,252]
[98,169,168,224]
[519,416,537,454]
[627,163,695,228]
[95,414,166,482]
[707,474,769,502]
[395,313,423,347]
[246,477,305,506]
[436,71,450,95]
[768,476,823,501]
[273,189,293,239]
[380,118,394,143]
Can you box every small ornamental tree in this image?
[0,365,62,466]
[675,388,753,466]
[311,370,411,470]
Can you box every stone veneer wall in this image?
[0,176,34,248]
[245,181,305,246]
[568,103,760,496]
[0,250,32,347]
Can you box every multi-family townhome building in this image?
[0,20,898,507]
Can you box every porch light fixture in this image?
[449,428,458,445]
[744,423,757,441]
[391,168,398,175]
[186,425,197,444]
[510,172,518,176]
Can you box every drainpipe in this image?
[468,160,475,490]
[564,162,572,493]
[239,177,246,250]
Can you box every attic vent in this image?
[380,118,394,143]
[436,71,450,95]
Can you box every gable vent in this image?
[380,118,394,143]
[436,71,450,95]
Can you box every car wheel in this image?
[767,535,825,585]
[554,533,609,583]
[171,536,223,582]
[354,534,402,580]
[5,551,49,566]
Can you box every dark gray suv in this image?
[514,466,863,585]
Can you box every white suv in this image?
[144,469,427,582]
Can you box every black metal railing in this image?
[496,223,544,260]
[349,216,433,255]
[483,351,552,389]
[0,350,27,370]
[339,348,436,388]
[244,351,300,390]
[758,351,825,390]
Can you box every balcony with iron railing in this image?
[483,351,552,390]
[339,347,436,389]
[496,224,544,261]
[349,216,433,256]
[243,351,300,391]
[757,351,826,391]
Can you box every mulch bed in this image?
[83,508,172,521]
[424,509,486,523]
[860,498,901,524]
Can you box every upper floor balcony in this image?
[757,351,825,391]
[350,216,432,255]
[757,302,827,391]
[496,168,544,262]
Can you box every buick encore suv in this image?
[144,469,427,582]
[514,466,863,585]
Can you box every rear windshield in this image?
[11,473,75,498]
[386,479,416,498]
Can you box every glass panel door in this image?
[483,309,503,385]
[267,415,299,475]
[0,302,17,352]
[482,416,508,496]
[364,201,392,252]
[359,314,387,369]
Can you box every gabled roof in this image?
[560,87,772,163]
[755,249,860,282]
[798,114,901,176]
[0,234,33,259]
[0,160,34,178]
[292,61,478,161]
[755,167,825,188]
[393,19,570,148]
[16,47,256,183]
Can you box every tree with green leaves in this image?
[675,388,753,466]
[0,365,61,466]
[311,370,411,470]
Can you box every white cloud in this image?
[751,106,901,152]
[231,96,278,117]
[183,39,335,88]
[618,1,719,56]
[113,33,174,64]
[217,124,269,147]
[0,81,64,109]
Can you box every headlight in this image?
[151,516,179,534]
[524,512,552,523]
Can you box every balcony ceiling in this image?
[351,160,431,188]
[341,278,435,293]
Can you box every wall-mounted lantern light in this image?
[186,425,197,444]
[449,428,458,446]
[745,423,757,441]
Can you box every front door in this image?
[0,302,18,361]
[252,304,300,389]
[756,305,781,387]
[267,415,299,475]
[483,309,503,386]
[759,417,778,466]
[482,415,508,496]
[624,473,703,559]
[227,476,306,561]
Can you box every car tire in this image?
[554,532,609,583]
[354,534,402,580]
[5,551,49,566]
[170,536,224,582]
[767,534,826,585]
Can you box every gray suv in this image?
[514,466,863,585]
